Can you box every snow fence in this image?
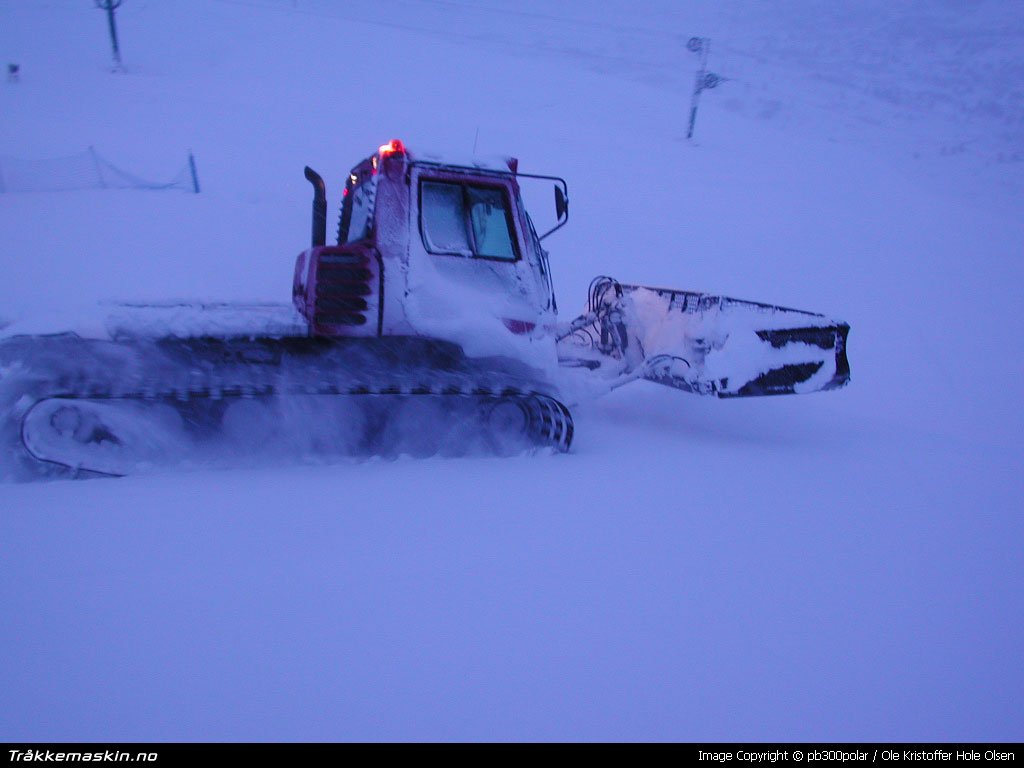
[0,147,199,194]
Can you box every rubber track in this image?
[20,379,573,476]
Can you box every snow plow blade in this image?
[625,284,850,397]
[558,278,849,399]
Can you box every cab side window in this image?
[421,180,518,261]
[422,182,473,255]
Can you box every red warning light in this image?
[378,139,407,158]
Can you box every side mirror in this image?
[554,185,568,221]
[529,175,569,242]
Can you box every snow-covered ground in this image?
[1,0,1022,741]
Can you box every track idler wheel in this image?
[21,398,186,477]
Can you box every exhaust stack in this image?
[304,166,327,248]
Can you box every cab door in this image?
[406,166,550,340]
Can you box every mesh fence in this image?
[0,147,199,193]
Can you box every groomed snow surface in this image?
[1,0,1022,741]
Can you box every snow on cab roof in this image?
[379,138,517,173]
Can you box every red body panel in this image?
[292,244,383,337]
